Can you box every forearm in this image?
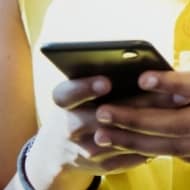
[0,0,37,187]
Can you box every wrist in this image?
[19,106,91,189]
[17,135,90,190]
[17,134,100,190]
[25,129,75,190]
[25,108,89,189]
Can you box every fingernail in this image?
[173,94,189,105]
[92,80,107,94]
[140,76,158,89]
[96,110,112,123]
[94,130,112,147]
[98,141,112,147]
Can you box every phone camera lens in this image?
[122,51,138,59]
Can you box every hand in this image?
[94,71,190,161]
[53,76,148,174]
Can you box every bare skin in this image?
[53,76,148,173]
[1,1,148,189]
[53,71,190,167]
[3,0,190,189]
[0,0,37,188]
[2,2,147,189]
[92,71,190,160]
[0,1,98,189]
[52,74,186,172]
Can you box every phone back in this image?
[41,41,173,104]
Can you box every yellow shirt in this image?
[18,0,51,46]
[19,0,190,189]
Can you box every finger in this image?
[66,108,98,138]
[101,154,147,171]
[66,106,126,162]
[53,76,111,109]
[124,93,179,108]
[138,71,190,105]
[96,105,190,137]
[94,127,190,157]
[75,133,132,163]
[67,107,116,140]
[76,133,114,158]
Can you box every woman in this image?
[3,0,190,189]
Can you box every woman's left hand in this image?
[94,71,190,161]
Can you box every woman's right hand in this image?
[25,75,149,190]
[52,75,148,174]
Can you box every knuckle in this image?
[127,119,140,129]
[165,127,185,137]
[178,117,190,136]
[169,82,183,92]
[126,114,141,130]
[172,120,190,137]
[177,126,190,136]
[82,79,93,92]
[170,73,188,92]
[171,140,187,156]
[158,72,181,91]
[121,136,139,150]
[109,107,139,128]
[163,112,190,137]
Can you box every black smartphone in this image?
[41,40,173,104]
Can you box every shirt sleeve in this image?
[18,0,52,47]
